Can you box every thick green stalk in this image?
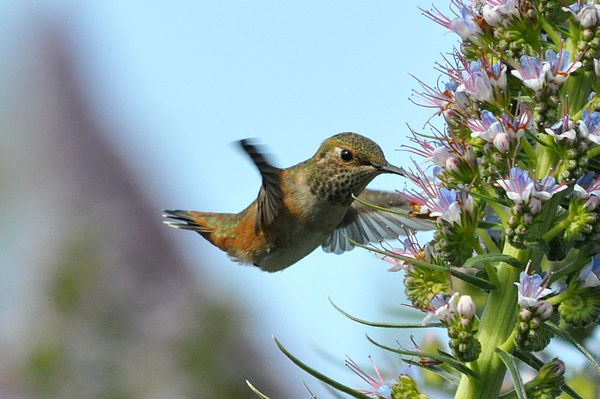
[535,134,556,179]
[454,243,528,399]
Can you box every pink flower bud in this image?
[457,295,476,318]
[536,300,553,320]
[529,197,542,214]
[579,6,598,28]
[493,132,510,153]
[445,156,460,172]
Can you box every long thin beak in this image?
[378,163,405,176]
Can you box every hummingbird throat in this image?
[309,165,375,206]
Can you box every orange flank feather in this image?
[163,204,269,265]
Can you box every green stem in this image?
[484,186,509,225]
[588,145,600,160]
[454,243,528,399]
[541,217,570,242]
[498,328,517,353]
[546,285,576,306]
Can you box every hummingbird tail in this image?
[162,210,212,235]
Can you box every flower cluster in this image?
[276,1,600,398]
[374,0,600,396]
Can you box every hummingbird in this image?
[163,132,432,272]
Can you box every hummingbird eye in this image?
[340,149,354,162]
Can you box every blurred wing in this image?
[322,189,434,254]
[239,139,284,234]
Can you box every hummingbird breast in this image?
[254,170,352,271]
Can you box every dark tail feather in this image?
[162,210,210,233]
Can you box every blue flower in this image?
[578,109,600,144]
[458,64,494,103]
[515,271,553,308]
[511,56,549,91]
[422,4,482,42]
[497,167,535,204]
[533,176,567,201]
[545,49,582,84]
[468,110,504,141]
[578,254,600,288]
[482,0,520,26]
[545,116,577,141]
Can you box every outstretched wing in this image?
[239,139,284,235]
[322,189,434,254]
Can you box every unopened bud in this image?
[445,156,460,172]
[529,197,542,214]
[536,300,553,320]
[457,295,476,318]
[493,132,510,153]
[579,5,599,28]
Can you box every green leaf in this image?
[477,220,503,230]
[273,337,372,399]
[495,348,527,399]
[329,297,444,329]
[346,238,496,291]
[246,381,272,399]
[365,334,478,378]
[545,321,600,373]
[469,190,511,207]
[463,254,525,269]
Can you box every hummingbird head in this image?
[307,132,404,205]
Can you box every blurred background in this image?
[0,1,490,398]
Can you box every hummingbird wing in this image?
[322,189,434,254]
[239,139,284,235]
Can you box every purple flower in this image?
[545,116,577,141]
[578,254,600,288]
[545,49,582,84]
[511,55,549,91]
[482,0,520,26]
[578,109,600,144]
[496,167,534,204]
[515,271,553,308]
[346,356,395,398]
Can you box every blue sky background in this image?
[4,1,458,396]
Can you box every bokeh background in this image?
[0,1,461,398]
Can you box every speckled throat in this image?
[308,161,377,206]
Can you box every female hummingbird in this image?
[163,132,431,272]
